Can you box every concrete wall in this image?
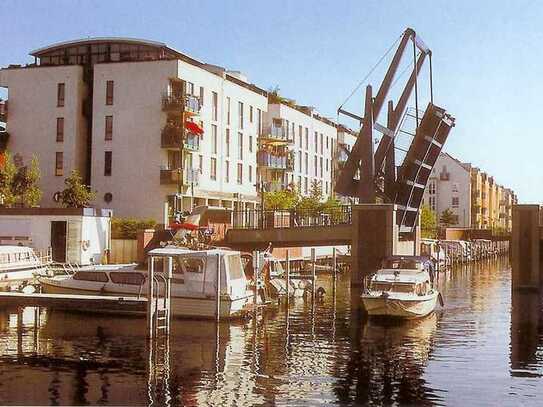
[0,65,87,206]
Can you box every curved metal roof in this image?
[30,37,177,57]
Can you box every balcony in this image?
[160,167,200,186]
[257,150,294,171]
[259,125,294,144]
[263,181,288,192]
[162,93,201,114]
[161,125,201,152]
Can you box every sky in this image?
[0,0,540,202]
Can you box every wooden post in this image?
[332,247,337,295]
[254,251,260,309]
[166,256,172,336]
[216,253,221,322]
[147,256,154,339]
[311,248,316,303]
[286,250,290,303]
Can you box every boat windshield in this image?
[382,259,421,270]
[371,281,414,293]
[110,272,145,285]
[73,271,109,282]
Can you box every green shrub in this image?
[111,217,156,239]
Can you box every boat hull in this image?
[361,292,438,319]
[39,278,252,319]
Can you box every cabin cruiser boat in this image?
[38,248,254,319]
[0,246,49,290]
[361,256,440,319]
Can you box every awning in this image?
[185,121,204,135]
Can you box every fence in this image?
[231,206,352,230]
[111,239,138,264]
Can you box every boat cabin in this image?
[369,256,435,296]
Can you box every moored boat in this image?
[38,248,254,319]
[0,246,49,290]
[361,256,440,319]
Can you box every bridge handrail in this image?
[231,205,352,230]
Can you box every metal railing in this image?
[162,94,201,113]
[231,206,352,230]
[259,126,294,143]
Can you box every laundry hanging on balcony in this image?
[185,121,204,135]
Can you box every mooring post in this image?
[311,248,316,303]
[165,256,172,336]
[216,253,221,322]
[286,250,290,304]
[147,256,154,339]
[254,251,260,309]
[332,247,337,295]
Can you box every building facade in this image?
[423,152,517,231]
[0,38,267,221]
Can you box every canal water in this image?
[0,257,542,406]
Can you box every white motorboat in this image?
[0,246,49,289]
[361,256,441,319]
[38,248,254,319]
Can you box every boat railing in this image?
[47,262,82,276]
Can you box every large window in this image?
[74,271,109,282]
[57,83,65,107]
[56,117,64,142]
[304,153,308,175]
[55,152,63,176]
[305,128,309,150]
[225,161,230,183]
[199,86,204,105]
[238,101,244,129]
[452,197,460,208]
[106,80,114,105]
[298,151,302,173]
[226,96,231,125]
[210,158,217,180]
[212,92,218,121]
[249,105,253,123]
[257,108,262,133]
[237,163,243,184]
[212,125,218,154]
[225,129,230,157]
[104,151,112,176]
[238,132,243,160]
[105,116,113,140]
[110,272,145,285]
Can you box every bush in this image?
[111,217,156,239]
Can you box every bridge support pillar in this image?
[512,205,541,291]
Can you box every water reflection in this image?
[1,259,543,405]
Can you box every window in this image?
[429,196,436,211]
[249,165,253,182]
[238,101,244,129]
[212,92,218,121]
[326,158,329,172]
[225,129,230,157]
[105,116,113,140]
[298,176,302,189]
[320,134,324,154]
[326,136,329,150]
[249,135,253,153]
[210,157,217,180]
[226,96,231,125]
[291,123,295,140]
[320,157,323,177]
[286,120,289,138]
[212,125,218,154]
[198,155,203,172]
[237,163,243,184]
[452,182,459,193]
[298,125,302,147]
[225,161,230,183]
[452,197,460,208]
[106,80,114,105]
[304,177,308,194]
[325,182,329,195]
[55,152,63,176]
[186,82,194,95]
[56,117,64,142]
[238,132,243,159]
[57,83,65,107]
[314,132,318,150]
[429,181,436,195]
[249,105,253,123]
[199,86,204,105]
[305,128,309,150]
[110,272,145,285]
[104,151,112,176]
[298,151,302,172]
[257,108,262,133]
[304,153,308,175]
[74,271,109,282]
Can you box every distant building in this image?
[423,152,517,231]
[0,38,267,221]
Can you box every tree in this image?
[264,187,300,210]
[0,151,17,206]
[296,180,323,214]
[12,155,42,207]
[440,208,457,228]
[420,204,437,238]
[268,86,296,107]
[60,170,96,208]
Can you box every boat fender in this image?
[438,292,445,307]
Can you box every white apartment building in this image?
[260,103,339,198]
[0,38,267,221]
[422,152,472,227]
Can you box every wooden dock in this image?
[0,292,147,314]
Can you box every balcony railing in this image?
[263,181,288,192]
[259,126,294,144]
[257,150,294,170]
[161,126,201,151]
[162,94,201,114]
[160,167,200,186]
